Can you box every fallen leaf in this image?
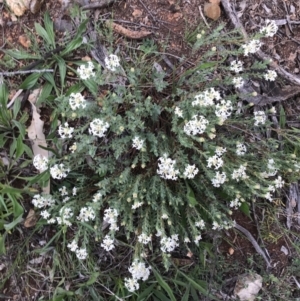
[81,56,91,62]
[106,21,152,39]
[24,209,37,228]
[29,256,44,264]
[204,2,221,21]
[132,9,143,18]
[209,0,220,3]
[6,0,30,16]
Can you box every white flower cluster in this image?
[232,165,248,181]
[160,234,179,253]
[183,164,199,179]
[103,208,119,231]
[192,88,221,107]
[212,220,234,230]
[261,158,277,178]
[93,191,102,202]
[236,143,247,156]
[207,155,223,170]
[254,111,267,126]
[184,115,209,136]
[32,194,55,208]
[69,142,77,153]
[138,233,152,245]
[215,99,233,122]
[195,219,205,229]
[211,171,227,187]
[215,147,227,156]
[264,70,277,81]
[124,260,151,292]
[33,154,49,172]
[274,175,284,188]
[58,122,74,138]
[50,163,69,179]
[260,19,278,37]
[232,77,244,88]
[59,186,68,196]
[77,61,95,80]
[132,201,143,210]
[77,206,95,222]
[174,107,183,117]
[230,60,243,73]
[69,93,86,110]
[101,235,115,251]
[242,39,262,56]
[57,207,73,226]
[157,155,179,180]
[104,54,120,72]
[67,240,88,260]
[132,137,144,150]
[194,234,202,245]
[229,197,242,209]
[89,118,109,138]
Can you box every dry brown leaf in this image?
[132,9,143,18]
[24,209,37,228]
[106,21,152,39]
[6,0,30,16]
[209,0,220,3]
[81,56,91,62]
[204,2,221,21]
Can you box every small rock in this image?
[132,9,143,18]
[6,0,30,16]
[204,0,221,21]
[19,35,31,48]
[234,273,263,301]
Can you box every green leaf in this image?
[15,135,25,159]
[44,12,55,48]
[20,73,41,89]
[60,36,83,57]
[0,80,9,106]
[12,120,26,139]
[83,79,98,96]
[12,99,21,119]
[0,233,6,255]
[37,82,53,106]
[43,72,59,95]
[55,287,74,296]
[152,267,176,301]
[56,57,67,89]
[182,284,191,301]
[186,183,197,207]
[35,23,53,47]
[137,283,155,301]
[4,49,41,60]
[239,202,250,217]
[153,290,171,301]
[66,83,85,96]
[279,105,286,129]
[78,272,99,287]
[4,214,23,231]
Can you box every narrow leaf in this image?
[20,73,41,90]
[152,267,176,301]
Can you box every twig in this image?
[0,69,54,76]
[7,89,23,109]
[138,0,157,23]
[198,6,211,29]
[234,222,272,269]
[82,0,116,10]
[113,19,159,30]
[221,0,300,86]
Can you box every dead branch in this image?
[0,69,54,76]
[82,0,116,10]
[221,0,300,86]
[106,21,152,39]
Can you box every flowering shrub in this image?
[30,19,300,294]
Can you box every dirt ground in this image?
[1,0,300,299]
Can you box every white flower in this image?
[184,237,191,243]
[33,154,49,172]
[124,277,139,292]
[184,115,209,136]
[195,219,205,229]
[129,260,151,281]
[93,192,102,202]
[274,176,284,188]
[174,107,183,117]
[138,233,152,245]
[236,143,247,156]
[132,137,144,150]
[260,19,278,37]
[207,155,223,170]
[32,194,55,208]
[104,54,120,72]
[72,187,77,196]
[103,208,119,230]
[232,77,244,88]
[69,142,77,153]
[254,111,267,126]
[157,155,180,180]
[47,218,56,224]
[229,198,241,209]
[77,61,95,80]
[59,186,68,196]
[101,235,115,251]
[192,88,221,107]
[63,196,70,203]
[242,39,262,56]
[265,192,273,202]
[232,165,248,181]
[160,234,179,253]
[215,147,227,156]
[50,164,69,179]
[183,164,199,179]
[264,70,277,81]
[194,234,202,245]
[77,206,95,222]
[89,118,109,137]
[230,60,243,73]
[59,207,73,224]
[40,210,51,219]
[58,122,74,139]
[69,93,86,110]
[211,171,227,187]
[67,240,78,252]
[161,213,168,219]
[132,202,143,210]
[76,248,88,260]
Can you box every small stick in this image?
[138,0,157,23]
[7,89,23,109]
[82,0,116,10]
[0,69,54,76]
[198,6,211,29]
